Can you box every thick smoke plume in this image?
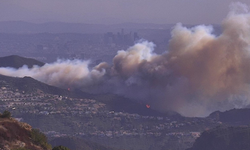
[1,3,250,117]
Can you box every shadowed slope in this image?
[0,55,44,69]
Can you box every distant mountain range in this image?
[0,21,173,34]
[0,21,221,34]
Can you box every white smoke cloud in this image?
[1,2,250,117]
[0,59,106,88]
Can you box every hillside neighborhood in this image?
[0,83,219,143]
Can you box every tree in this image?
[52,145,70,150]
[1,110,11,118]
[31,129,51,149]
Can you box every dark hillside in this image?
[50,137,123,150]
[187,126,250,150]
[208,108,250,125]
[0,73,178,117]
[92,93,182,118]
[0,55,45,68]
[0,74,91,98]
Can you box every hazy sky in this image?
[0,0,250,24]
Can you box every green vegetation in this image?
[52,145,70,150]
[12,148,31,150]
[0,114,53,150]
[0,110,11,118]
[31,129,52,149]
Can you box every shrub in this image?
[12,148,31,150]
[1,110,11,118]
[52,145,70,150]
[31,129,51,149]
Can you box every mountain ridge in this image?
[187,126,250,150]
[0,55,45,69]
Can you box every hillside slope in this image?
[0,117,51,150]
[187,126,250,150]
[0,74,91,98]
[0,55,44,69]
[50,137,123,150]
[0,73,177,117]
[208,108,250,125]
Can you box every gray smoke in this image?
[1,2,250,117]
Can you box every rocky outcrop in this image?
[0,118,51,150]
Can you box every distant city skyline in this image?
[1,0,250,25]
